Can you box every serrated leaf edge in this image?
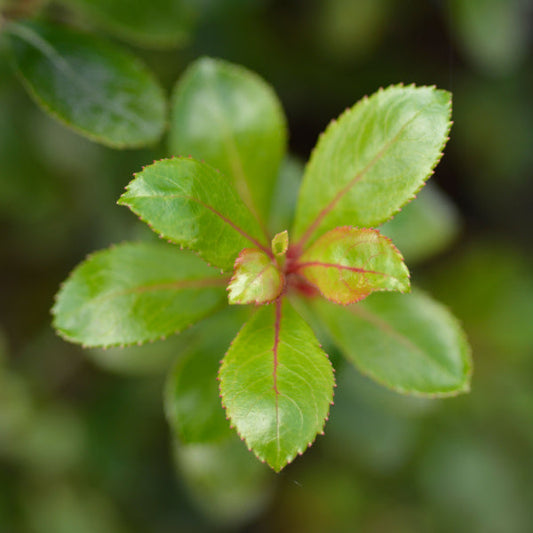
[295,226,411,306]
[329,289,472,398]
[169,56,288,231]
[227,248,284,305]
[294,83,453,249]
[51,241,229,349]
[218,299,336,472]
[118,156,272,271]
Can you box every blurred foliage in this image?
[1,0,533,532]
[57,0,195,49]
[447,0,531,77]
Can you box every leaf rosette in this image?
[52,58,471,472]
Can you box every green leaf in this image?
[294,226,409,305]
[314,290,471,397]
[165,308,248,444]
[380,183,460,264]
[228,248,283,305]
[119,158,269,272]
[271,230,289,256]
[58,0,194,49]
[292,85,452,248]
[219,300,335,471]
[165,346,231,445]
[169,57,287,222]
[6,21,166,148]
[52,242,227,348]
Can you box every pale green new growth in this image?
[228,249,283,305]
[297,226,410,304]
[271,230,289,256]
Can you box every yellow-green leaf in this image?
[228,249,283,305]
[294,226,409,305]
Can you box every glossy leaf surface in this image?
[228,249,283,305]
[169,57,287,221]
[293,85,452,247]
[7,21,166,148]
[119,158,268,271]
[219,300,334,471]
[296,227,409,304]
[52,242,226,347]
[315,290,471,396]
[59,0,194,49]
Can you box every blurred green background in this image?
[2,0,533,532]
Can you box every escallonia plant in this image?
[52,57,472,472]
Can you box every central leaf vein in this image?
[297,107,426,249]
[129,186,270,255]
[273,298,282,457]
[296,261,393,277]
[62,277,226,318]
[348,304,459,378]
